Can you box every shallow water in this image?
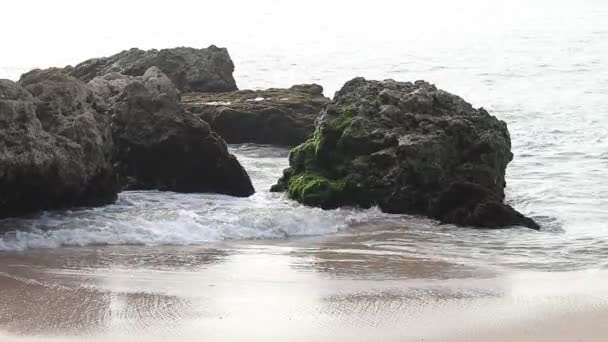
[1,143,606,273]
[0,0,607,277]
[0,145,394,251]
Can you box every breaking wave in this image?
[0,145,401,251]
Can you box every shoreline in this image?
[2,308,608,342]
[1,244,607,341]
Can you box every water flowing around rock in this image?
[273,78,538,229]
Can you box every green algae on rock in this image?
[272,77,539,229]
[285,171,347,208]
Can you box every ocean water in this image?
[1,0,607,272]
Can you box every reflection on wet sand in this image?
[1,243,607,341]
[0,246,226,336]
[289,231,498,280]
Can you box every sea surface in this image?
[0,0,607,339]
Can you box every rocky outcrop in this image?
[272,78,539,229]
[90,67,254,196]
[181,84,328,146]
[70,46,327,146]
[67,45,237,93]
[0,70,118,218]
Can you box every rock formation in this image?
[181,84,328,146]
[0,70,119,218]
[272,78,539,229]
[89,67,254,196]
[67,45,237,93]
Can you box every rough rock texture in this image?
[181,84,329,146]
[272,78,539,229]
[89,67,254,196]
[87,72,138,102]
[88,68,179,104]
[0,70,118,218]
[67,45,237,93]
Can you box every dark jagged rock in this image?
[90,67,254,196]
[67,45,237,93]
[0,70,119,218]
[432,182,538,229]
[272,77,539,229]
[181,84,329,146]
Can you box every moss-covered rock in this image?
[272,77,539,229]
[286,172,347,208]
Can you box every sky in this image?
[1,0,596,74]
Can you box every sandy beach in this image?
[1,239,607,342]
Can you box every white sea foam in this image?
[0,192,390,251]
[0,145,398,251]
[2,144,605,271]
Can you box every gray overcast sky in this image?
[0,0,594,79]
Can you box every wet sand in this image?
[1,241,607,342]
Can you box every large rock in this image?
[272,78,539,229]
[90,67,254,196]
[67,45,237,93]
[181,84,329,146]
[0,70,118,218]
